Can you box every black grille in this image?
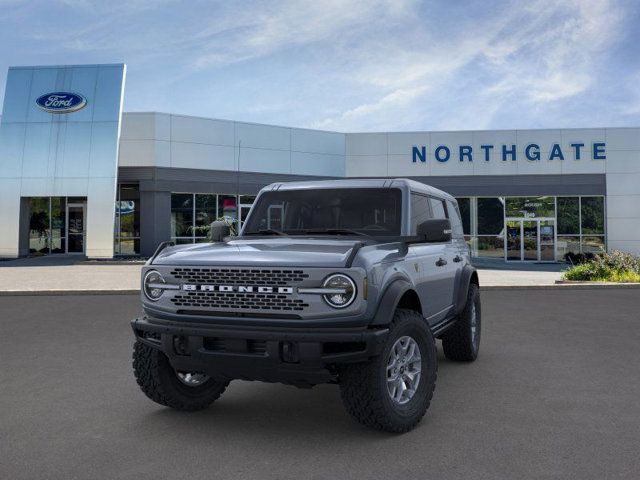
[170,292,309,311]
[169,268,309,286]
[203,337,267,355]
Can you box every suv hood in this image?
[151,238,365,268]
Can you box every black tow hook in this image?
[280,341,299,363]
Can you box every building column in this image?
[140,190,171,257]
[0,179,20,258]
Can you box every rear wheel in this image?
[132,341,228,411]
[442,283,481,362]
[338,309,437,433]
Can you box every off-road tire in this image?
[442,283,481,362]
[338,309,437,433]
[132,341,228,411]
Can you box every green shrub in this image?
[563,250,640,282]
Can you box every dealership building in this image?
[1,63,639,261]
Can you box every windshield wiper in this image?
[298,228,370,237]
[245,229,288,236]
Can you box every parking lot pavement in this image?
[1,289,639,480]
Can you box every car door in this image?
[408,192,451,324]
[428,197,458,317]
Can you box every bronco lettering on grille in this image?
[182,285,294,294]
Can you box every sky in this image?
[0,0,639,132]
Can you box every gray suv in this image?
[131,179,480,433]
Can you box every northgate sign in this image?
[412,142,606,163]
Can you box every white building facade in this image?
[1,64,639,261]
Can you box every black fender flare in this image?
[454,265,479,315]
[370,278,418,326]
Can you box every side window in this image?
[429,197,447,219]
[410,193,432,234]
[446,200,464,237]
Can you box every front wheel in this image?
[132,341,229,411]
[338,309,437,433]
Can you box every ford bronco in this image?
[131,179,480,432]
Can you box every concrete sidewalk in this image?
[0,255,567,293]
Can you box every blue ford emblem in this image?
[35,92,87,114]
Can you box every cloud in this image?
[308,0,627,131]
[190,0,414,69]
[0,0,634,131]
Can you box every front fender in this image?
[370,278,416,326]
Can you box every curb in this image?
[483,283,640,290]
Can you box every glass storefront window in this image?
[461,195,605,261]
[505,196,555,218]
[28,197,68,255]
[194,194,217,240]
[29,198,50,254]
[477,235,504,258]
[557,197,579,235]
[581,197,605,234]
[114,184,140,255]
[456,198,471,235]
[171,193,194,239]
[170,193,253,243]
[28,196,89,255]
[556,236,581,260]
[582,236,605,254]
[477,198,504,235]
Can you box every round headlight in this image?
[143,270,165,301]
[322,274,356,309]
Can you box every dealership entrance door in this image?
[66,202,86,254]
[505,218,555,262]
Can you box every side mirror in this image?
[209,221,231,242]
[416,219,452,243]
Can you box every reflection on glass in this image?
[522,220,538,261]
[171,193,193,238]
[29,197,50,253]
[477,198,504,235]
[581,197,605,234]
[29,236,48,254]
[539,221,555,261]
[172,237,193,245]
[456,198,471,235]
[114,184,140,255]
[67,204,85,253]
[557,236,581,260]
[51,197,66,240]
[51,232,65,254]
[506,196,555,218]
[582,236,605,254]
[506,220,522,260]
[119,239,139,255]
[194,194,217,239]
[557,197,579,234]
[477,235,504,258]
[219,195,238,222]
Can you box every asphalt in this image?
[1,290,639,480]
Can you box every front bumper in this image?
[131,316,389,387]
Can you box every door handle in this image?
[435,258,447,267]
[453,255,463,263]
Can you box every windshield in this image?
[242,188,402,236]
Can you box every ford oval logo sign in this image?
[35,92,87,114]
